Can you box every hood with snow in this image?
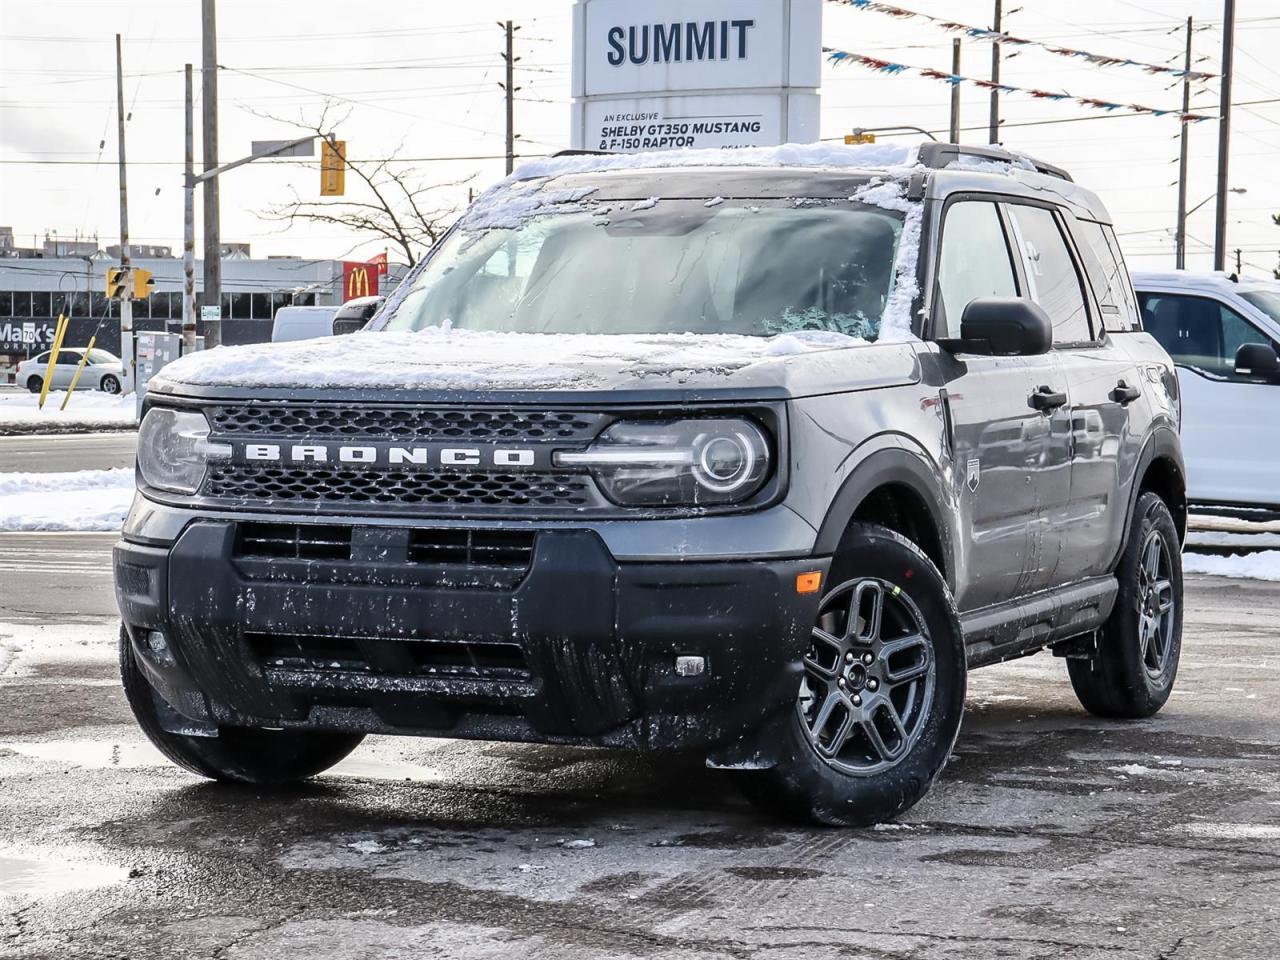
[148,326,922,403]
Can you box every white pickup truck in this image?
[1133,271,1280,516]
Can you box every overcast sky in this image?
[2,0,1279,276]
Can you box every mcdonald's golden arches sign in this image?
[342,261,380,302]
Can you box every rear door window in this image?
[1006,204,1092,344]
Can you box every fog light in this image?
[674,655,705,677]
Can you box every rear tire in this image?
[734,525,966,826]
[26,376,42,393]
[99,374,121,394]
[119,627,364,784]
[1068,491,1182,718]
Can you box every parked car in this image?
[270,305,339,343]
[116,143,1185,826]
[1133,271,1280,515]
[17,347,124,394]
[332,295,385,336]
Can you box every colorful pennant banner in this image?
[825,48,1215,123]
[828,0,1217,81]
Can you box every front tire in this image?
[736,525,966,826]
[99,374,121,394]
[119,627,364,784]
[1068,491,1182,718]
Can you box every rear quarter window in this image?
[1075,220,1140,333]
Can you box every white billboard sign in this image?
[571,0,822,152]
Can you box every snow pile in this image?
[0,620,116,677]
[153,327,866,391]
[1182,550,1280,582]
[0,391,136,430]
[0,468,133,532]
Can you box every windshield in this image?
[1240,290,1280,327]
[384,199,904,339]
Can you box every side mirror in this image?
[1234,342,1280,382]
[939,297,1052,357]
[332,318,364,337]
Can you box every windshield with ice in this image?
[383,198,904,340]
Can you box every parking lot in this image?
[2,502,1278,958]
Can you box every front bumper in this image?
[115,520,828,752]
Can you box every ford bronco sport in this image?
[115,142,1186,825]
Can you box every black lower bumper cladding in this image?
[115,521,827,751]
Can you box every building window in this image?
[250,293,271,320]
[293,292,316,307]
[0,292,12,317]
[31,292,52,319]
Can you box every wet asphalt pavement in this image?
[1,562,1278,959]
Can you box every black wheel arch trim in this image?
[1116,425,1187,567]
[812,439,959,592]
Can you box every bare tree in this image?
[257,105,473,267]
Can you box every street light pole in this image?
[988,0,1002,144]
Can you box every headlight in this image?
[137,408,230,495]
[555,419,771,507]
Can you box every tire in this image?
[119,627,364,784]
[1068,491,1183,718]
[99,374,121,395]
[735,525,967,827]
[26,376,42,393]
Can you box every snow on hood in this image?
[152,327,867,392]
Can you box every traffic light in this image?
[132,267,154,299]
[106,267,129,299]
[321,139,346,196]
[845,132,877,144]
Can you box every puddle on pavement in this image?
[4,738,166,769]
[0,852,128,899]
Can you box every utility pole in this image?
[115,34,134,394]
[1214,0,1236,272]
[183,63,197,350]
[498,21,520,175]
[988,0,1002,144]
[201,0,222,345]
[1175,17,1193,270]
[950,39,962,144]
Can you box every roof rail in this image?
[916,143,1074,182]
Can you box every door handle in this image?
[1109,379,1141,405]
[1030,385,1068,411]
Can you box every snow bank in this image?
[153,327,865,392]
[0,468,133,532]
[1182,550,1280,582]
[0,391,135,430]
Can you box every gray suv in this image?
[115,143,1186,825]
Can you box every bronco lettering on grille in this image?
[240,442,541,470]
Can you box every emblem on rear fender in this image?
[966,458,981,493]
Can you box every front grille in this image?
[201,403,610,515]
[206,465,595,508]
[207,404,603,442]
[245,632,530,680]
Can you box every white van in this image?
[1132,271,1280,515]
[271,305,339,343]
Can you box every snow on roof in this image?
[153,326,869,392]
[508,141,922,183]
